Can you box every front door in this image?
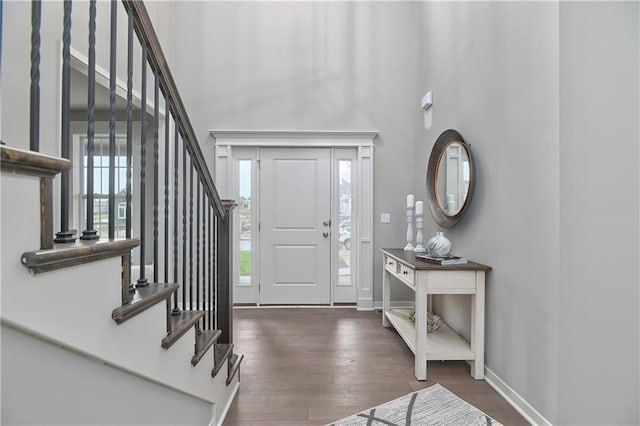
[259,148,331,304]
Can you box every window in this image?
[338,160,352,286]
[78,135,130,238]
[238,160,252,283]
[117,202,126,220]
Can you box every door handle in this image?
[322,232,329,238]
[323,220,331,227]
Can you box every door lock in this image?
[322,232,329,238]
[323,220,331,227]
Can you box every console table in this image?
[381,249,491,381]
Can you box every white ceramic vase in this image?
[427,231,452,258]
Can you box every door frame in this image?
[211,130,378,310]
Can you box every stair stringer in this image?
[2,323,215,425]
[0,172,239,420]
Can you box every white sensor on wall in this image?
[422,91,433,110]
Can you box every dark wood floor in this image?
[223,308,528,426]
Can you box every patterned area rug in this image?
[328,383,503,426]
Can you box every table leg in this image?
[470,271,485,379]
[382,267,390,328]
[415,281,427,380]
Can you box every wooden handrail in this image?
[122,0,225,219]
[1,145,72,177]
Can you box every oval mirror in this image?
[426,129,474,228]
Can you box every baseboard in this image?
[213,379,240,426]
[484,367,552,426]
[233,305,357,309]
[357,297,374,310]
[372,300,415,310]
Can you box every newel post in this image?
[217,199,236,344]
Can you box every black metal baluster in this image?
[182,142,187,311]
[81,0,99,241]
[153,71,159,283]
[208,204,213,329]
[107,0,117,240]
[189,163,194,310]
[29,0,41,152]
[172,122,180,315]
[215,212,222,332]
[213,211,218,330]
[136,41,148,286]
[202,191,207,327]
[196,178,200,311]
[54,0,75,243]
[164,102,170,284]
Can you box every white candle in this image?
[406,194,414,208]
[415,200,423,215]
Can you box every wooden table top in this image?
[381,248,492,271]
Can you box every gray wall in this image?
[170,1,420,301]
[558,2,639,425]
[415,1,639,425]
[415,2,561,422]
[147,1,640,424]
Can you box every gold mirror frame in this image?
[426,129,475,228]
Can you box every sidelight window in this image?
[238,160,252,283]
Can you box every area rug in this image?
[328,383,503,426]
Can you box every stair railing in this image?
[4,0,234,344]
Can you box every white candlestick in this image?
[404,206,414,251]
[415,200,424,216]
[414,208,427,253]
[406,194,414,208]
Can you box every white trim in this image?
[485,367,552,426]
[215,132,376,310]
[214,380,240,426]
[372,300,415,310]
[210,129,379,141]
[211,130,378,148]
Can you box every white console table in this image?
[381,249,491,381]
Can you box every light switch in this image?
[380,213,391,224]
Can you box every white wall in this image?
[170,1,420,302]
[2,325,214,426]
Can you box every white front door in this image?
[259,148,331,304]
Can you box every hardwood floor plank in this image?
[223,308,528,425]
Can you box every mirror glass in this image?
[426,129,474,228]
[435,142,471,216]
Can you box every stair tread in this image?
[226,353,244,386]
[161,311,204,349]
[191,328,222,366]
[112,282,178,325]
[212,343,234,377]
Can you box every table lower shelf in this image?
[384,308,475,361]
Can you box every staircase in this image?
[0,1,242,425]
